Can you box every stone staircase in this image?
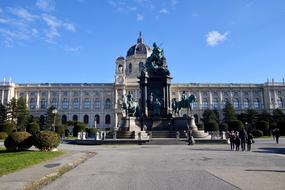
[150,130,187,138]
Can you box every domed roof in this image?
[127,33,151,57]
[116,56,125,61]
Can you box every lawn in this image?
[0,147,64,176]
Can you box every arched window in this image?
[51,98,58,108]
[128,63,132,73]
[73,98,79,109]
[139,62,144,72]
[105,114,111,124]
[202,98,208,109]
[118,64,123,73]
[94,98,101,109]
[213,98,219,109]
[83,98,91,109]
[29,98,36,109]
[277,97,283,108]
[95,114,100,124]
[62,98,69,109]
[233,98,239,109]
[253,98,260,109]
[83,115,89,124]
[61,115,67,124]
[105,98,111,109]
[40,98,47,109]
[243,98,249,109]
[73,115,78,121]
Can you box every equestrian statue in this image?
[172,91,196,116]
[121,92,139,117]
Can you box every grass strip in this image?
[0,147,64,176]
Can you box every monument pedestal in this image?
[119,117,149,140]
[189,116,209,138]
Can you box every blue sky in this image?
[0,0,284,84]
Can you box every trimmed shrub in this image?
[252,129,263,138]
[86,128,100,137]
[228,120,244,132]
[4,132,33,151]
[0,132,8,140]
[219,123,228,132]
[256,121,269,136]
[1,122,16,135]
[35,131,60,151]
[27,122,40,136]
[64,129,70,137]
[270,122,277,130]
[73,122,86,137]
[205,120,219,132]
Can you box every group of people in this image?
[228,129,254,151]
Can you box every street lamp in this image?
[52,108,58,131]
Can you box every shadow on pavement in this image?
[189,148,232,152]
[253,147,285,154]
[245,169,285,173]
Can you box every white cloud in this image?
[136,13,144,21]
[8,7,38,21]
[206,31,228,46]
[159,8,169,14]
[63,23,76,32]
[36,0,55,12]
[64,46,80,52]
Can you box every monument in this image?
[120,42,208,138]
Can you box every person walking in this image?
[229,130,236,150]
[235,132,241,151]
[247,132,254,151]
[187,128,194,145]
[274,128,280,144]
[239,128,248,151]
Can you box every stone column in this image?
[47,90,51,108]
[36,91,40,110]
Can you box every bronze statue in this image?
[121,92,139,117]
[172,94,196,116]
[144,42,169,75]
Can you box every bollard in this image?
[176,131,180,140]
[113,131,117,140]
[149,132,152,141]
[138,132,142,145]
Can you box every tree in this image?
[223,102,236,123]
[7,97,17,121]
[0,103,7,127]
[256,121,269,136]
[73,122,86,137]
[245,109,259,125]
[45,106,60,131]
[272,109,285,123]
[228,120,244,132]
[259,110,272,123]
[16,97,30,131]
[202,109,219,124]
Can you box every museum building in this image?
[0,34,284,129]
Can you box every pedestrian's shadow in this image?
[245,169,285,173]
[253,147,285,155]
[189,148,232,152]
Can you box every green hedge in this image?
[4,132,34,151]
[256,121,269,136]
[34,131,60,151]
[252,129,263,138]
[205,120,219,131]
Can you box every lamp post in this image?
[52,108,58,131]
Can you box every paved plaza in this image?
[40,138,285,190]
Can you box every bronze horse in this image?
[172,95,196,116]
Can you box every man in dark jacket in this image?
[239,129,248,151]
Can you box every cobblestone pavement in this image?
[42,138,285,190]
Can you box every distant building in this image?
[1,33,284,129]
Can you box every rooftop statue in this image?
[143,42,170,76]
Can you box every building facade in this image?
[1,34,285,129]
